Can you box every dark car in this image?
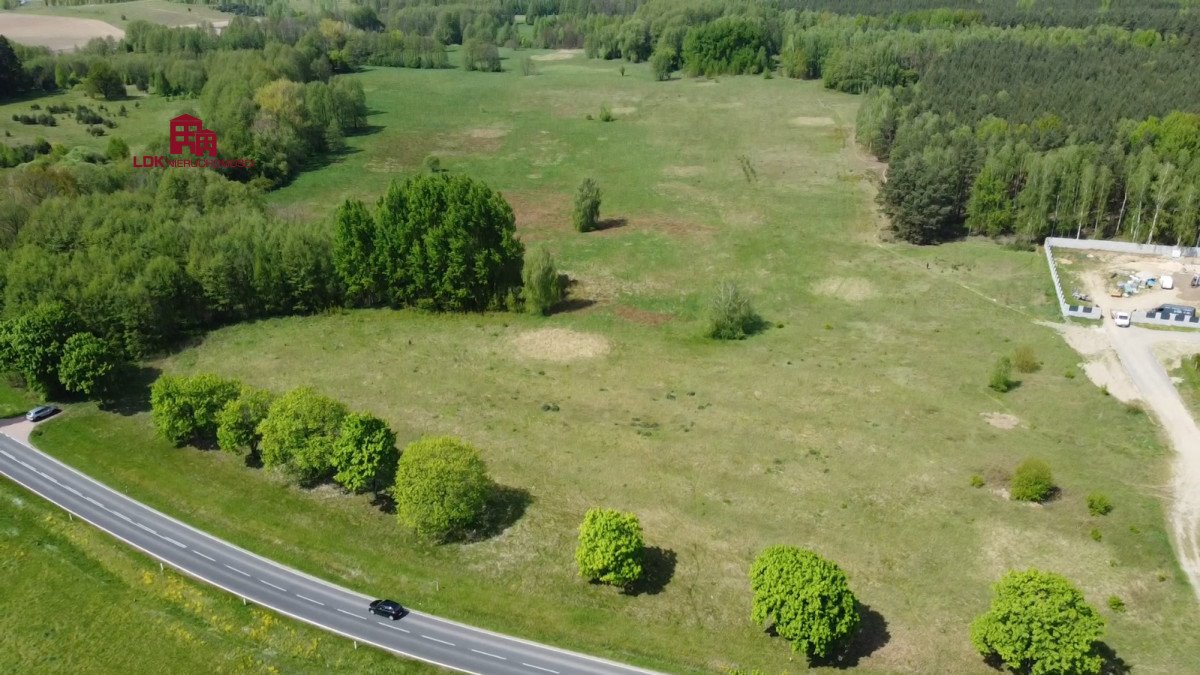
[369,599,406,619]
[25,405,60,422]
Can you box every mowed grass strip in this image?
[20,58,1200,673]
[8,0,233,29]
[0,479,436,674]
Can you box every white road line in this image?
[112,511,132,523]
[259,579,287,592]
[296,594,325,606]
[134,522,156,535]
[422,635,455,647]
[192,550,216,562]
[336,608,361,618]
[64,486,81,496]
[84,496,102,507]
[522,664,559,674]
[378,621,410,633]
[471,648,506,660]
[224,564,251,577]
[0,449,13,459]
[158,534,187,549]
[18,460,33,470]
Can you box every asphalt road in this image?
[0,427,659,675]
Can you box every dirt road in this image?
[1095,321,1200,600]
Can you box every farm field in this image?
[22,54,1200,673]
[2,0,232,32]
[0,475,435,673]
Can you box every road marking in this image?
[192,550,216,562]
[224,564,251,577]
[63,486,81,496]
[471,648,506,660]
[0,449,13,459]
[158,534,187,549]
[84,496,102,507]
[112,511,132,523]
[296,594,324,606]
[421,635,455,647]
[378,621,409,633]
[134,522,156,535]
[522,664,559,674]
[259,579,287,592]
[18,460,33,470]
[336,608,361,619]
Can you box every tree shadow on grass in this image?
[460,483,533,542]
[592,217,627,232]
[98,365,161,416]
[809,604,890,669]
[624,546,677,596]
[371,491,396,515]
[550,275,597,315]
[1097,642,1132,675]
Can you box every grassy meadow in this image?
[7,0,233,29]
[12,52,1200,672]
[0,87,181,156]
[0,478,435,673]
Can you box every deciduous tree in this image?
[216,386,274,456]
[575,508,644,588]
[392,436,490,542]
[57,332,121,397]
[258,386,348,483]
[331,412,398,494]
[750,546,860,659]
[149,373,241,446]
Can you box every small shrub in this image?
[520,56,538,76]
[1064,368,1076,379]
[422,155,442,173]
[1090,528,1102,541]
[1107,596,1125,612]
[970,474,985,488]
[618,65,626,76]
[522,246,565,315]
[1086,492,1113,516]
[572,177,601,232]
[1010,458,1054,502]
[989,356,1014,392]
[707,281,761,340]
[1012,346,1041,373]
[598,104,614,122]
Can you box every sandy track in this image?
[1056,321,1200,600]
[0,13,123,51]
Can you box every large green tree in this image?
[750,546,861,660]
[575,508,645,588]
[257,386,348,483]
[333,174,524,311]
[392,436,490,542]
[331,412,398,494]
[149,374,241,446]
[971,569,1104,675]
[0,36,25,99]
[57,333,121,397]
[0,303,78,395]
[215,386,275,457]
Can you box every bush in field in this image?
[331,412,398,494]
[216,386,274,457]
[150,374,240,446]
[57,333,121,397]
[462,38,501,72]
[572,178,602,232]
[1086,492,1113,516]
[392,436,489,542]
[750,545,860,659]
[1013,346,1041,373]
[257,387,348,483]
[598,104,614,122]
[575,508,644,588]
[707,281,761,340]
[1011,458,1055,502]
[650,45,676,80]
[971,569,1104,675]
[522,246,565,315]
[989,356,1014,392]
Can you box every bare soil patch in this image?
[510,328,610,361]
[980,412,1021,430]
[0,14,123,51]
[663,165,706,178]
[614,306,673,326]
[1045,322,1141,403]
[812,276,877,302]
[531,49,582,61]
[789,116,836,127]
[467,126,510,140]
[505,190,570,241]
[611,106,637,115]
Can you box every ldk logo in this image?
[169,114,218,157]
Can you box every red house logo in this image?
[169,114,217,157]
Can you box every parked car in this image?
[368,599,406,619]
[25,405,60,422]
[1111,310,1131,327]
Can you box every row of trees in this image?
[0,303,124,397]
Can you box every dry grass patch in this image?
[789,116,836,127]
[981,412,1021,430]
[614,306,673,326]
[510,328,610,361]
[812,276,878,302]
[0,14,123,51]
[531,49,582,61]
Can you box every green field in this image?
[0,381,37,418]
[0,478,436,673]
[7,0,233,29]
[16,52,1200,673]
[1,87,181,156]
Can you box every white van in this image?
[1162,275,1175,290]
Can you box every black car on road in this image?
[369,599,406,619]
[25,405,60,422]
